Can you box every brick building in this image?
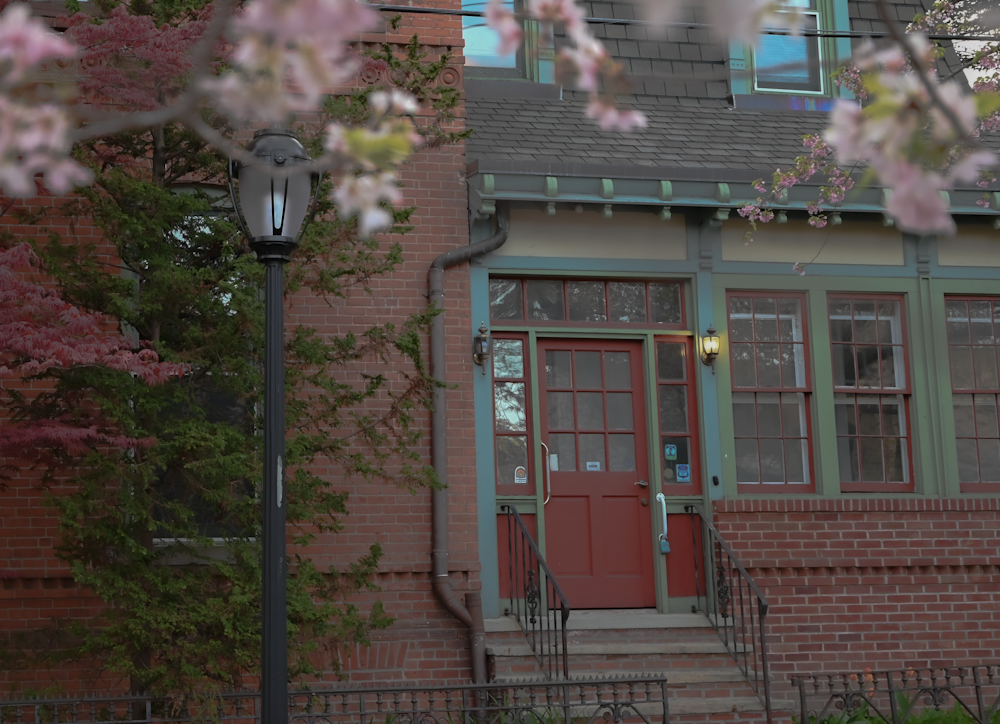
[4,0,1000,719]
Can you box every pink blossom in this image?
[880,160,955,235]
[585,98,647,131]
[370,90,420,116]
[486,0,522,56]
[0,98,90,196]
[947,151,997,185]
[823,100,868,165]
[0,3,76,85]
[334,171,402,236]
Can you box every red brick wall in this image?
[1,1,475,691]
[713,498,1000,697]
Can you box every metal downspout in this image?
[427,205,509,683]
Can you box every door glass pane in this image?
[579,434,606,471]
[526,280,564,320]
[656,343,686,380]
[495,382,526,431]
[547,391,575,429]
[545,350,572,387]
[609,282,646,323]
[659,385,688,433]
[567,281,607,322]
[606,352,631,389]
[607,393,633,429]
[662,436,690,483]
[577,392,604,429]
[576,351,602,388]
[489,279,522,321]
[493,339,524,378]
[609,435,636,471]
[650,283,682,324]
[496,436,528,486]
[549,433,576,472]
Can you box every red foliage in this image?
[0,243,185,463]
[64,4,217,110]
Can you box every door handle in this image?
[656,493,670,553]
[634,480,649,488]
[540,441,552,505]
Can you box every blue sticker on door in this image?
[676,464,690,482]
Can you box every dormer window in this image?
[753,2,823,94]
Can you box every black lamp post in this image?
[228,128,316,724]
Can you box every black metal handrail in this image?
[0,676,670,724]
[501,504,571,681]
[792,665,1000,724]
[685,504,772,723]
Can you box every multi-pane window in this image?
[753,0,823,93]
[489,278,684,327]
[945,298,1000,490]
[728,293,812,490]
[493,335,532,494]
[829,296,912,490]
[656,338,700,493]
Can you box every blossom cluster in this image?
[0,3,90,196]
[824,36,997,234]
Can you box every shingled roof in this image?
[465,0,979,177]
[466,93,829,171]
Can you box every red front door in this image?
[538,339,655,609]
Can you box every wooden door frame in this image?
[515,330,696,613]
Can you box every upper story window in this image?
[830,296,913,491]
[463,0,518,71]
[489,278,684,328]
[753,0,823,94]
[728,293,813,491]
[945,297,1000,492]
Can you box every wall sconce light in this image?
[701,325,721,372]
[473,323,492,373]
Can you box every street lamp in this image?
[228,127,317,724]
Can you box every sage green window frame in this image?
[714,275,943,499]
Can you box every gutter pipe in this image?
[427,205,509,684]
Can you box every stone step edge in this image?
[486,613,710,634]
[487,642,730,657]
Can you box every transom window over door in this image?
[728,293,813,491]
[829,295,913,491]
[945,297,1000,492]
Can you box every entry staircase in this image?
[495,505,795,723]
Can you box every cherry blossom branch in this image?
[876,0,976,146]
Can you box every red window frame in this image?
[488,277,686,330]
[491,332,535,496]
[655,336,701,495]
[828,293,914,492]
[727,291,815,493]
[944,296,1000,493]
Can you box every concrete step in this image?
[485,611,709,633]
[487,641,729,657]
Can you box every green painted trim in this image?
[491,327,693,338]
[644,332,669,613]
[527,329,547,558]
[472,264,501,618]
[693,218,725,502]
[807,290,840,496]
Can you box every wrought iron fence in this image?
[501,504,571,681]
[685,504,772,723]
[0,677,670,724]
[792,665,1000,724]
